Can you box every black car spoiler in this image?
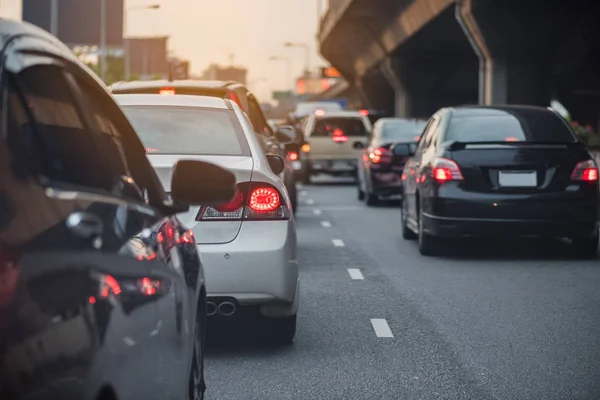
[444,141,583,151]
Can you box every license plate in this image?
[291,161,302,170]
[332,161,351,170]
[498,171,537,187]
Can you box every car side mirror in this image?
[391,143,415,157]
[275,126,295,144]
[171,160,237,206]
[266,154,285,175]
[353,141,364,150]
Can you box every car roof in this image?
[113,94,230,110]
[448,105,556,118]
[376,117,427,124]
[109,79,241,92]
[311,111,366,118]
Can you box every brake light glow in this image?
[505,137,519,142]
[100,275,121,298]
[145,148,159,153]
[196,183,290,221]
[359,109,369,116]
[432,158,464,183]
[571,159,599,182]
[249,187,280,212]
[159,87,175,95]
[369,147,391,164]
[138,277,161,296]
[225,91,242,108]
[315,109,325,116]
[287,151,299,161]
[414,136,421,141]
[301,144,311,152]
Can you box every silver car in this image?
[114,94,299,344]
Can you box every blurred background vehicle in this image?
[0,19,237,400]
[401,106,600,257]
[355,118,426,205]
[115,94,299,345]
[109,80,299,214]
[288,101,344,127]
[300,110,372,184]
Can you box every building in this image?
[126,36,169,79]
[201,64,247,84]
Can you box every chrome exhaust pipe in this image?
[206,302,217,316]
[217,301,236,316]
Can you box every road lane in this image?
[204,183,495,400]
[305,182,600,400]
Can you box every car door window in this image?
[247,95,272,137]
[414,118,434,155]
[11,65,117,193]
[420,117,440,151]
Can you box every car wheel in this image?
[401,201,417,240]
[357,183,365,200]
[365,191,379,206]
[418,208,438,256]
[264,314,297,345]
[571,232,598,259]
[289,184,298,214]
[188,313,206,400]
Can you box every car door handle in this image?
[66,212,104,239]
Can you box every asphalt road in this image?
[204,178,600,400]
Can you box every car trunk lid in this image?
[148,154,253,244]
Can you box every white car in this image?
[115,94,299,344]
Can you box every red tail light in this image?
[225,91,242,108]
[432,158,464,183]
[571,160,599,182]
[196,183,290,221]
[332,135,348,143]
[369,147,392,164]
[359,109,369,116]
[287,151,299,161]
[159,87,175,95]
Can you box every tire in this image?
[188,314,206,400]
[357,184,365,200]
[571,232,598,259]
[365,191,379,206]
[289,184,298,215]
[401,200,417,240]
[418,208,439,256]
[264,314,297,345]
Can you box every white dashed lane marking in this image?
[347,268,364,280]
[321,221,332,228]
[307,199,315,205]
[313,209,322,215]
[332,239,345,247]
[370,319,394,338]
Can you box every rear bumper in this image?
[370,170,403,197]
[422,212,598,239]
[308,158,357,174]
[197,220,298,306]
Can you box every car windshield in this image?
[122,106,249,155]
[446,110,577,143]
[312,117,368,137]
[295,102,342,116]
[381,120,427,141]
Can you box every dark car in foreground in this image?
[355,118,426,205]
[401,105,599,257]
[0,19,236,400]
[109,80,299,214]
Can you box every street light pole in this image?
[50,0,59,36]
[100,0,107,82]
[284,42,310,77]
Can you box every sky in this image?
[0,0,327,102]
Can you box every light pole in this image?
[269,56,292,91]
[100,0,107,81]
[124,4,161,81]
[284,42,310,77]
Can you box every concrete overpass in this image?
[318,0,600,127]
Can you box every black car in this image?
[355,118,426,205]
[0,19,236,400]
[401,105,600,257]
[109,80,299,214]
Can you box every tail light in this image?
[301,143,311,153]
[332,135,348,143]
[196,182,290,221]
[369,147,392,164]
[159,87,175,95]
[225,91,242,108]
[571,159,599,182]
[287,151,299,161]
[359,109,369,116]
[432,158,464,183]
[94,273,168,302]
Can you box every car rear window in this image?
[446,110,577,143]
[381,120,427,141]
[312,117,368,137]
[122,106,250,156]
